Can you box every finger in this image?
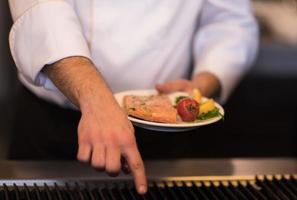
[156,80,191,94]
[106,146,121,176]
[91,145,106,170]
[123,146,147,194]
[77,143,92,163]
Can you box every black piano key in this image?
[143,187,157,200]
[84,183,96,200]
[256,177,281,200]
[130,187,145,200]
[60,188,71,200]
[23,184,32,200]
[163,182,179,200]
[79,188,92,200]
[191,181,210,200]
[146,192,156,200]
[101,187,114,200]
[165,182,186,200]
[3,184,10,200]
[209,182,229,200]
[263,176,293,200]
[155,182,171,200]
[121,183,138,200]
[201,181,220,200]
[172,182,191,200]
[282,176,297,195]
[237,182,258,200]
[121,189,132,200]
[69,184,80,200]
[217,183,238,200]
[120,187,134,200]
[179,182,200,200]
[141,184,157,200]
[144,191,156,200]
[290,175,297,187]
[91,185,104,200]
[156,183,172,200]
[264,177,290,200]
[65,183,75,200]
[74,182,87,200]
[273,177,297,200]
[13,183,20,200]
[149,182,166,199]
[246,182,268,200]
[19,189,29,200]
[227,181,249,200]
[44,183,53,200]
[0,189,5,200]
[54,183,63,200]
[111,187,124,200]
[33,183,42,200]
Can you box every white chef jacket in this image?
[8,0,258,108]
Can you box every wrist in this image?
[76,75,118,116]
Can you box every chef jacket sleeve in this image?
[193,0,259,103]
[8,0,91,90]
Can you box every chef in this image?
[8,0,258,194]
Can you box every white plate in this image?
[114,89,224,132]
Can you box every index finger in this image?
[123,146,147,195]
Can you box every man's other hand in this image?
[156,72,221,98]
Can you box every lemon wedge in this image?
[193,89,202,103]
[199,99,215,115]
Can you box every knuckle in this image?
[78,135,89,144]
[131,161,143,171]
[105,133,118,146]
[121,132,136,148]
[89,130,101,140]
[81,131,102,145]
[78,130,91,143]
[123,137,136,148]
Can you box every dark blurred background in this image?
[0,0,19,159]
[0,0,296,160]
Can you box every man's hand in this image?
[43,56,147,194]
[77,88,147,194]
[156,72,221,98]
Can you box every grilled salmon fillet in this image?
[123,95,177,123]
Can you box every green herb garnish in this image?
[197,107,224,121]
[175,96,187,106]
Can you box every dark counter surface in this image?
[0,158,295,180]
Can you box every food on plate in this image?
[176,98,199,122]
[199,99,215,115]
[174,96,187,106]
[197,98,223,120]
[123,95,177,123]
[197,107,223,120]
[193,89,202,103]
[122,89,223,124]
[175,95,223,122]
